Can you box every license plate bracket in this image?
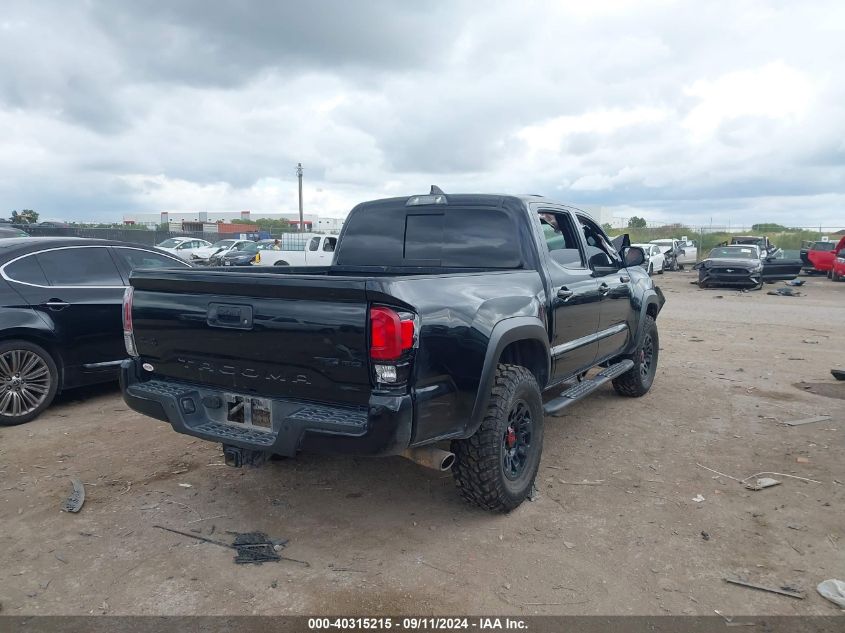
[224,393,273,432]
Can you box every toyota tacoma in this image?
[121,190,664,511]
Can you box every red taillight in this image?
[400,319,414,351]
[370,306,415,360]
[123,287,138,357]
[122,287,134,333]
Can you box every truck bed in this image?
[128,265,528,403]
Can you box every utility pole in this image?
[296,163,304,232]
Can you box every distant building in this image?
[124,210,344,233]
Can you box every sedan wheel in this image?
[0,341,58,426]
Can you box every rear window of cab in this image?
[336,206,522,268]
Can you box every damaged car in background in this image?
[695,245,802,289]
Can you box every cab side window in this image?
[538,211,585,268]
[577,215,620,267]
[323,237,336,252]
[308,237,320,251]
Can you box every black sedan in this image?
[0,238,190,425]
[694,245,802,289]
[208,240,274,266]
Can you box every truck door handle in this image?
[598,283,610,295]
[557,287,574,300]
[620,275,630,283]
[43,299,70,311]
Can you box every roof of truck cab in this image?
[352,193,592,216]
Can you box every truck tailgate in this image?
[129,270,371,406]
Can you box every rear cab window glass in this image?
[4,255,49,285]
[35,247,124,286]
[337,201,523,268]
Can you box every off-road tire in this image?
[612,315,658,398]
[451,364,544,512]
[0,340,59,426]
[833,269,841,282]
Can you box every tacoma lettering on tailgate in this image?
[175,357,312,385]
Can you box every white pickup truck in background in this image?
[252,234,339,267]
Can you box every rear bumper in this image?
[120,359,413,457]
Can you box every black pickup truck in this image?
[121,191,664,511]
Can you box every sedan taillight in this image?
[123,287,138,357]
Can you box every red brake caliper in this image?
[506,427,517,448]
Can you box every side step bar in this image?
[543,359,635,416]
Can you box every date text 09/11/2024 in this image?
[307,617,528,630]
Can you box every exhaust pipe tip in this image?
[402,447,456,471]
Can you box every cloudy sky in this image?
[2,0,843,227]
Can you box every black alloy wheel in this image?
[0,341,59,425]
[502,400,532,481]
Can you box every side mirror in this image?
[590,251,620,275]
[677,249,685,256]
[621,246,646,268]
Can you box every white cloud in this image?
[0,0,843,228]
[683,62,814,142]
[517,108,669,154]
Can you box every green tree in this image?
[11,209,39,224]
[254,217,292,232]
[601,222,614,233]
[751,223,787,232]
[627,216,647,229]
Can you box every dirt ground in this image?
[1,270,843,617]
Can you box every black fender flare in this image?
[631,287,664,350]
[465,317,550,437]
